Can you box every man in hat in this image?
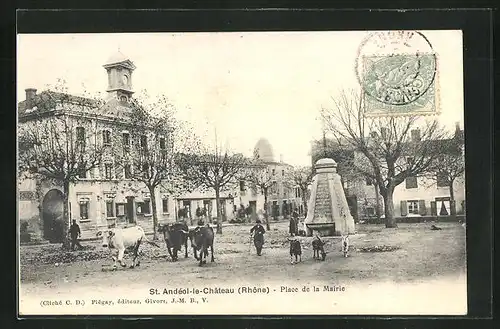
[69,220,82,251]
[250,219,266,256]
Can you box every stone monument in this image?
[304,158,356,236]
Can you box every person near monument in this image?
[289,215,297,236]
[250,219,266,256]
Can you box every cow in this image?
[157,222,189,261]
[288,238,302,264]
[183,225,215,266]
[341,234,350,258]
[96,226,160,269]
[312,235,326,261]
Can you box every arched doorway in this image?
[41,189,65,243]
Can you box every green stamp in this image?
[355,31,438,116]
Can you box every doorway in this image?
[126,196,135,223]
[42,189,64,243]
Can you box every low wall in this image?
[359,215,466,224]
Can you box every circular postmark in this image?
[355,31,437,106]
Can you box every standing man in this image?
[69,220,82,251]
[250,219,266,256]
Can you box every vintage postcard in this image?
[17,30,466,316]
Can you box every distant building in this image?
[176,138,305,224]
[241,138,304,218]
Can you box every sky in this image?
[17,31,464,166]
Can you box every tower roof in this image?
[103,50,136,69]
[254,138,275,162]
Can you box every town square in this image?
[17,31,466,315]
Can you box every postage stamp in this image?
[355,31,439,116]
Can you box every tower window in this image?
[120,95,128,102]
[102,130,111,146]
[122,132,130,148]
[140,135,148,149]
[124,164,132,179]
[76,127,85,141]
[104,163,113,180]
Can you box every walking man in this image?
[250,219,266,256]
[69,220,82,251]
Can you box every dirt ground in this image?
[20,221,466,296]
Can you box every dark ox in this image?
[97,226,160,269]
[183,225,215,266]
[288,238,302,264]
[312,235,326,261]
[158,222,189,262]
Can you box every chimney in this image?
[25,88,37,108]
[411,129,421,142]
[280,154,283,163]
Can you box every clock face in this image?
[122,74,128,85]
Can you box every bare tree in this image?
[284,166,314,216]
[321,89,449,228]
[177,145,249,234]
[112,95,200,240]
[244,161,275,230]
[18,86,105,248]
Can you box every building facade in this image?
[18,51,177,242]
[175,138,305,224]
[310,125,466,222]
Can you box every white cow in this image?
[96,226,160,269]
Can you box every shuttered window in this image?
[430,201,437,216]
[106,201,114,218]
[408,200,419,214]
[400,200,408,216]
[405,176,418,189]
[418,200,427,216]
[79,199,89,220]
[162,198,169,213]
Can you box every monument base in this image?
[306,223,336,237]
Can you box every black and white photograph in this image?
[17,30,467,315]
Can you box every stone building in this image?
[18,51,177,242]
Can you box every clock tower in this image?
[103,50,136,102]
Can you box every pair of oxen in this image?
[96,222,214,269]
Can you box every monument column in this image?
[304,158,356,236]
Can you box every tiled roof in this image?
[18,91,99,117]
[18,90,144,122]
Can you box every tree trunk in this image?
[381,186,397,228]
[301,187,308,216]
[61,180,71,249]
[374,184,381,219]
[149,186,159,240]
[264,190,270,231]
[215,187,222,234]
[449,180,455,202]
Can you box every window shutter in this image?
[419,200,427,215]
[400,201,408,216]
[430,201,437,216]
